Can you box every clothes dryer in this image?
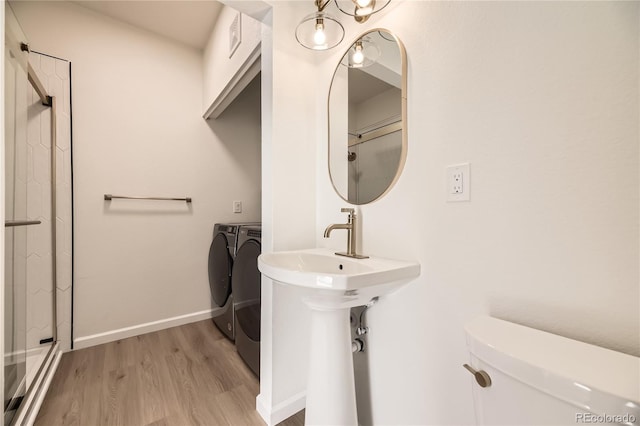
[232,225,262,377]
[208,223,257,341]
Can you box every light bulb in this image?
[352,42,364,65]
[352,50,364,64]
[355,5,373,16]
[354,0,374,16]
[313,20,326,47]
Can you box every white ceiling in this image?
[73,1,224,50]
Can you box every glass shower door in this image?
[4,5,58,424]
[4,23,30,424]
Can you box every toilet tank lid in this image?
[465,316,639,417]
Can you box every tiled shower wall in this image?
[26,53,72,352]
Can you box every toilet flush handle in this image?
[463,364,492,388]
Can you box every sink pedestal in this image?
[257,248,420,426]
[305,304,357,426]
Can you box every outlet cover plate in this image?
[446,163,470,202]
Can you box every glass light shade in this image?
[295,11,345,51]
[334,0,391,17]
[341,37,381,68]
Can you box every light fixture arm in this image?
[315,0,332,12]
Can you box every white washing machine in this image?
[232,224,262,377]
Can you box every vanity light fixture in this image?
[335,0,391,23]
[295,0,345,50]
[295,0,391,50]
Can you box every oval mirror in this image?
[328,29,407,205]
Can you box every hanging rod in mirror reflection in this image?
[104,194,192,203]
[348,121,403,147]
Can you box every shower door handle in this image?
[5,220,42,227]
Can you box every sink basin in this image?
[258,247,420,425]
[258,248,420,307]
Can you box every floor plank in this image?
[35,320,305,426]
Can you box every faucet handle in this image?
[340,207,355,215]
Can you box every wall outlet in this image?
[452,170,463,194]
[446,163,470,202]
[233,200,242,213]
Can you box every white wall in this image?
[311,2,639,424]
[11,1,262,348]
[256,2,318,424]
[203,4,261,115]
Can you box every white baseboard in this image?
[4,345,48,364]
[257,391,306,426]
[73,308,219,350]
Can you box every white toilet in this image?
[465,316,639,426]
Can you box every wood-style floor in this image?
[35,320,305,426]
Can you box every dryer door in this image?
[208,233,232,307]
[232,239,261,341]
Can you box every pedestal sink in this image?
[258,248,420,425]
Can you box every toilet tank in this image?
[465,317,639,426]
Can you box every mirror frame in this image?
[327,28,408,205]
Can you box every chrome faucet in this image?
[324,208,369,259]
